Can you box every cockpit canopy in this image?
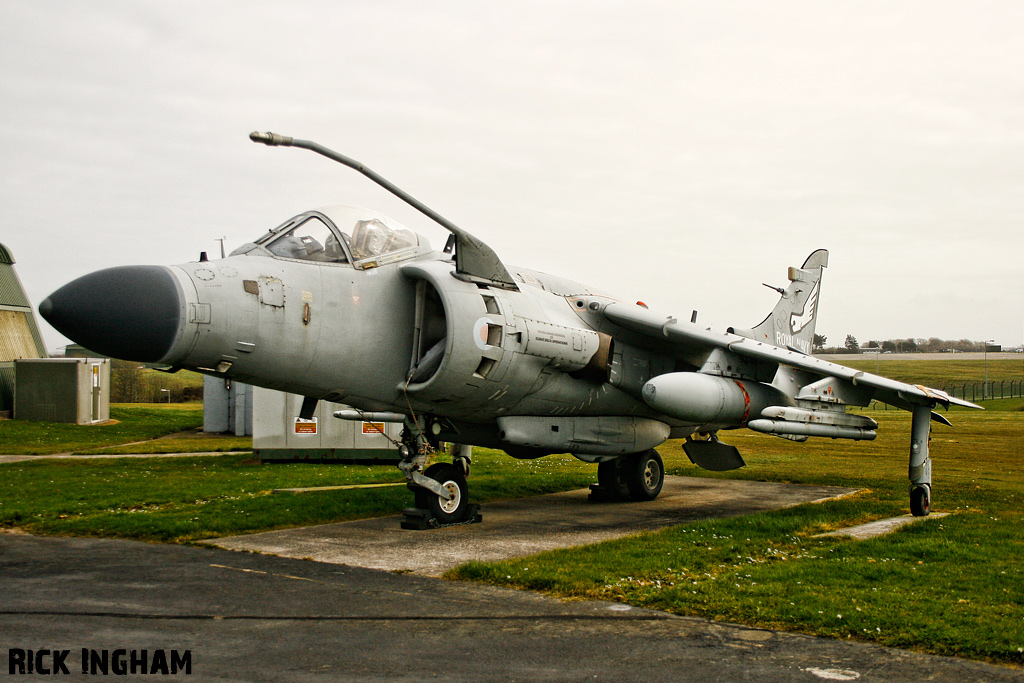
[249,205,429,269]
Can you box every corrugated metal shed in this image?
[0,242,48,414]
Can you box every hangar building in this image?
[0,242,48,416]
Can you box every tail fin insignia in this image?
[735,249,828,355]
[790,280,819,335]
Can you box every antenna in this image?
[249,131,518,291]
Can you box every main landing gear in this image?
[589,449,665,502]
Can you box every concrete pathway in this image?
[207,476,860,575]
[818,513,950,540]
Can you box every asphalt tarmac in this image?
[2,532,1019,682]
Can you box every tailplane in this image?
[730,249,828,355]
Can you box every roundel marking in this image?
[473,317,495,351]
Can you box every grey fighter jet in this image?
[40,132,981,528]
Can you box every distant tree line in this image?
[813,336,998,354]
[109,359,203,403]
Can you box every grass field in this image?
[837,357,1024,387]
[0,450,593,542]
[0,403,213,455]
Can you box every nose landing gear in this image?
[398,419,481,529]
[412,463,471,525]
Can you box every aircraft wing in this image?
[601,302,982,412]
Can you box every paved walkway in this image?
[207,476,860,575]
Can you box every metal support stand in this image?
[587,484,624,502]
[909,405,932,516]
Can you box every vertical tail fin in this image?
[731,249,828,355]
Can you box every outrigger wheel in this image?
[910,485,931,517]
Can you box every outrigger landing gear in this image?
[398,419,481,530]
[909,405,932,517]
[589,449,665,502]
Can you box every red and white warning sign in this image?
[294,417,318,435]
[362,422,385,435]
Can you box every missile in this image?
[759,405,877,429]
[333,410,406,423]
[747,419,876,440]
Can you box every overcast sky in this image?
[2,1,1021,352]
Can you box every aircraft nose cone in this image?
[40,266,184,363]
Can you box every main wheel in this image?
[624,450,665,501]
[414,463,469,525]
[910,485,930,517]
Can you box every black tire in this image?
[414,463,469,525]
[624,450,665,502]
[910,485,930,517]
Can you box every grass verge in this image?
[0,404,210,454]
[0,450,593,543]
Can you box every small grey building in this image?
[15,357,110,424]
[253,386,402,462]
[203,375,253,435]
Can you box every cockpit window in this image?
[266,217,348,263]
[350,218,418,261]
[256,207,426,268]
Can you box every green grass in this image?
[78,433,252,455]
[838,357,1024,386]
[449,407,1024,665]
[0,449,593,543]
[0,404,210,454]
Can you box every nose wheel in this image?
[414,463,469,524]
[625,449,665,501]
[398,426,482,529]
